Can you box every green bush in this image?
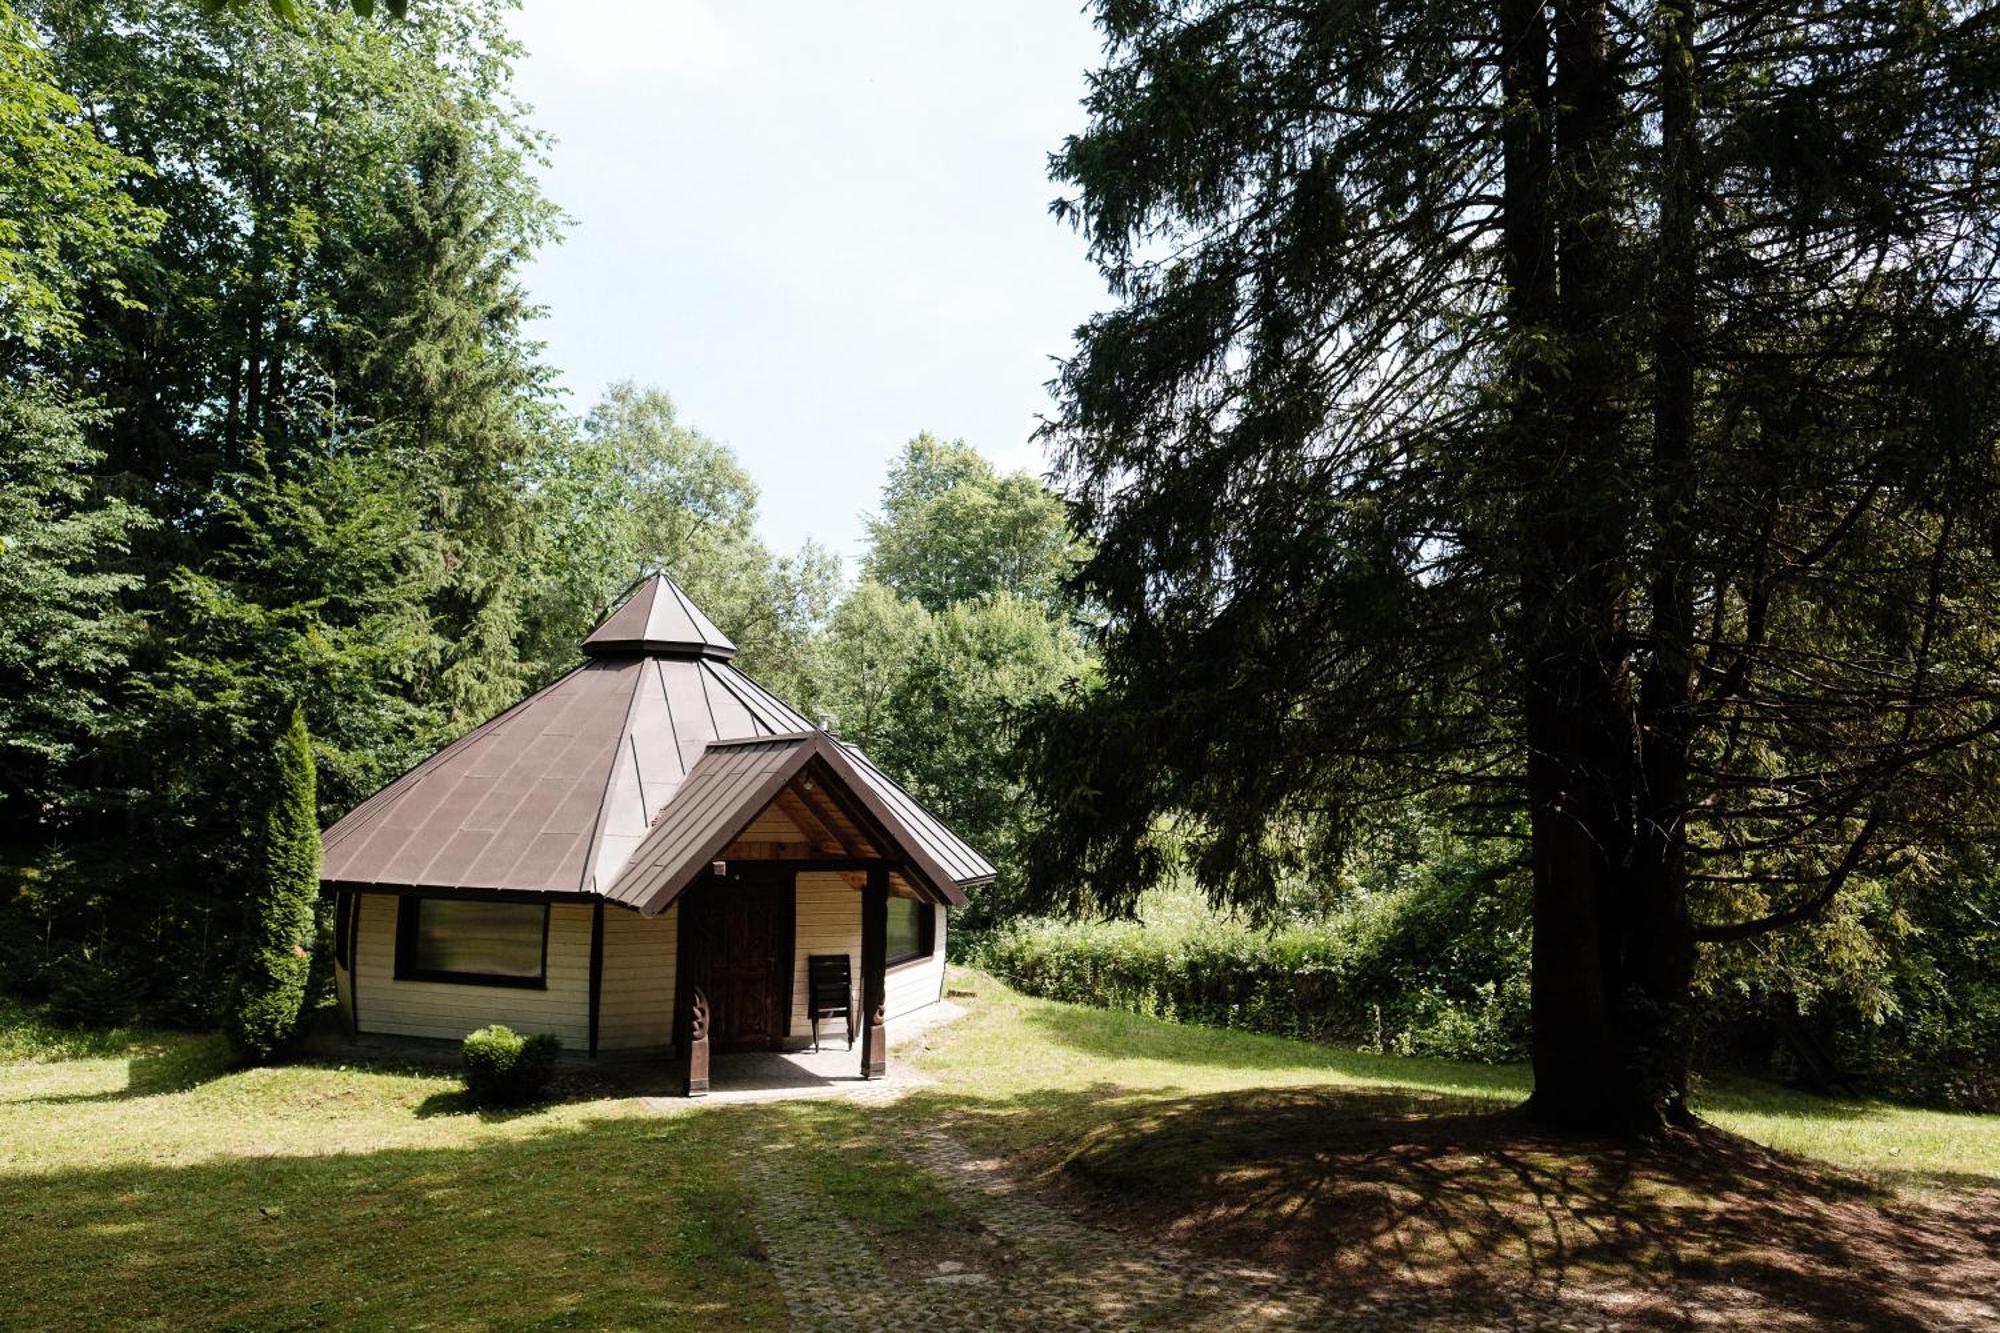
[460,1025,562,1106]
[971,862,1533,1065]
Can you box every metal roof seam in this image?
[622,742,810,913]
[409,683,580,891]
[694,654,723,735]
[563,661,643,896]
[652,657,688,778]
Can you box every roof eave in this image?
[580,639,738,660]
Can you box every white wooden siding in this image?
[340,875,940,1054]
[736,805,805,844]
[597,903,677,1051]
[786,872,944,1039]
[789,872,856,1039]
[349,893,591,1047]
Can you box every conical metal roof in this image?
[318,574,995,898]
[582,573,737,659]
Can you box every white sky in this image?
[505,1,1110,569]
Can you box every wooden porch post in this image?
[674,878,711,1097]
[860,866,888,1080]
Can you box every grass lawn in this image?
[886,972,1999,1329]
[1,1021,781,1330]
[908,970,2000,1188]
[2,975,1994,1330]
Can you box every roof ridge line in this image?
[700,656,796,734]
[710,657,814,730]
[703,730,819,748]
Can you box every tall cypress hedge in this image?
[226,706,320,1062]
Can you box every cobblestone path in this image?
[734,1117,1331,1330]
[721,1089,1616,1333]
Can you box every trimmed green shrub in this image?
[461,1024,562,1106]
[225,706,320,1063]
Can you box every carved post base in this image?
[861,1010,886,1080]
[683,985,710,1097]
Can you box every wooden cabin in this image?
[318,574,995,1093]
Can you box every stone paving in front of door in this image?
[729,1095,1611,1332]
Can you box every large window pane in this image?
[405,898,545,981]
[885,898,932,964]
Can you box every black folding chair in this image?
[807,953,855,1052]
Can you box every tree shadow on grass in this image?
[909,1082,1998,1332]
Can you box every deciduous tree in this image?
[864,432,1082,617]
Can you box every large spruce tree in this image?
[1025,0,2000,1130]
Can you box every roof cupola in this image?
[581,574,738,660]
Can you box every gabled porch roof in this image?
[603,730,982,915]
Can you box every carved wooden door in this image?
[707,873,788,1052]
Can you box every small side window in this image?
[885,899,935,966]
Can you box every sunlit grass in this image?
[0,996,175,1064]
[914,967,1999,1191]
[0,1032,781,1329]
[1697,1075,2000,1190]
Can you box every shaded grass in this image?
[753,1097,1019,1280]
[1036,1085,1998,1331]
[3,966,1994,1331]
[0,995,180,1064]
[885,970,2000,1330]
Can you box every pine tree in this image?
[226,706,320,1063]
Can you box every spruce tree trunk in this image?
[1629,0,1702,1123]
[1509,0,1699,1134]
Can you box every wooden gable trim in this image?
[799,753,965,907]
[773,785,854,856]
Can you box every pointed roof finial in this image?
[582,573,738,659]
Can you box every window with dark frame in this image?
[885,897,934,966]
[395,896,549,988]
